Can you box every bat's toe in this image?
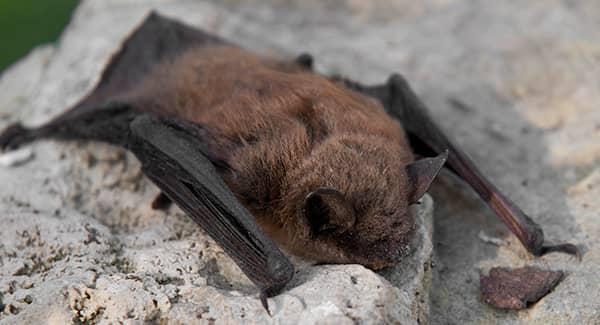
[539,243,581,261]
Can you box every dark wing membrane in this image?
[77,11,228,110]
[7,12,233,148]
[128,115,294,297]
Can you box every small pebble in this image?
[477,231,507,246]
[0,147,34,167]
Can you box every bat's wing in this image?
[78,11,228,110]
[1,12,229,148]
[334,74,579,258]
[0,13,293,309]
[129,115,293,309]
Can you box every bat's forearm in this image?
[345,73,579,258]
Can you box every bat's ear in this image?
[406,150,448,204]
[303,187,356,237]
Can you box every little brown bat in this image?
[0,12,578,310]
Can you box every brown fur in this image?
[126,46,417,268]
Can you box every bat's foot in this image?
[0,123,31,151]
[539,243,581,261]
[295,53,313,70]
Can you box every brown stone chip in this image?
[480,266,564,309]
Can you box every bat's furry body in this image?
[130,45,417,268]
[0,13,577,304]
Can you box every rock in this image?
[0,1,435,324]
[480,267,564,310]
[1,0,599,323]
[0,166,433,324]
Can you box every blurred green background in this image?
[0,0,79,72]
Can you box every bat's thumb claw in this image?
[441,148,450,160]
[260,291,272,316]
[539,243,581,261]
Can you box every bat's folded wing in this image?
[128,114,294,308]
[335,74,579,258]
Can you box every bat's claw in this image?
[260,291,272,316]
[538,243,581,261]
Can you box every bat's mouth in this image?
[363,243,413,270]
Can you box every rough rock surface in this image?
[1,0,599,324]
[480,267,564,310]
[0,1,437,324]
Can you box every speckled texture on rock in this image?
[1,0,599,324]
[0,146,433,324]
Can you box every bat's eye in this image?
[303,187,356,237]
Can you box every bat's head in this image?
[281,135,446,269]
